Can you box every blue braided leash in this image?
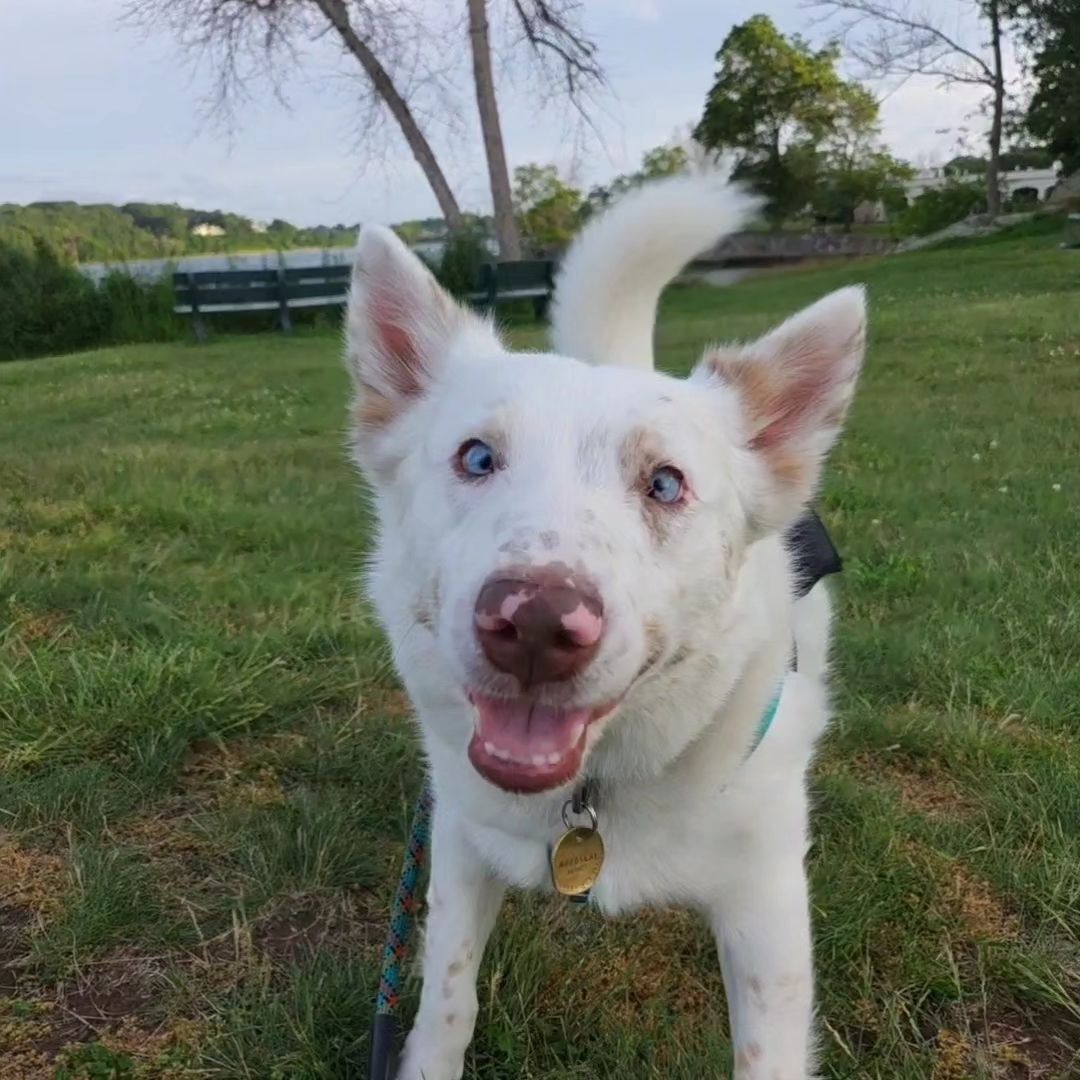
[369,781,434,1080]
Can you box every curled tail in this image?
[549,171,761,371]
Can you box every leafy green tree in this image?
[585,144,689,215]
[1017,1,1080,174]
[0,201,359,263]
[694,15,851,225]
[812,83,913,229]
[512,165,584,253]
[944,146,1055,176]
[897,181,987,238]
[393,221,423,246]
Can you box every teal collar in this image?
[747,685,783,757]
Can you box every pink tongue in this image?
[472,696,591,761]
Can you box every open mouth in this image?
[467,692,616,794]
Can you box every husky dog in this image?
[345,172,866,1079]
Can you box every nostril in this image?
[476,611,518,640]
[559,605,605,650]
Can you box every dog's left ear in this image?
[698,286,866,532]
[345,225,499,445]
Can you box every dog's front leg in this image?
[396,812,504,1080]
[710,857,815,1080]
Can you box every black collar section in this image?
[785,509,843,599]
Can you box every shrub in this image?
[0,240,181,362]
[97,267,180,344]
[895,181,987,238]
[435,224,490,299]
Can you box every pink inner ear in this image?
[369,281,425,399]
[749,364,832,452]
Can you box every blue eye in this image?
[458,439,497,478]
[647,465,684,504]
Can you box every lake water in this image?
[78,239,448,283]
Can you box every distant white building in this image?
[250,220,268,233]
[191,223,226,238]
[904,164,1061,203]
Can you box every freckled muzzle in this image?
[467,565,612,794]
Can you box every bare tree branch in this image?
[506,0,605,119]
[811,0,996,84]
[810,0,1012,213]
[123,0,465,225]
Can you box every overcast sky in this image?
[0,0,994,227]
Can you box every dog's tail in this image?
[549,171,761,371]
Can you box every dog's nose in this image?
[474,568,604,688]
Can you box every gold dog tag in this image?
[550,826,605,897]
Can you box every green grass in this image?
[1,229,1078,1078]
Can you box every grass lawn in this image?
[1,229,1078,1078]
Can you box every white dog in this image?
[345,172,865,1080]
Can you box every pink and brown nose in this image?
[474,567,604,688]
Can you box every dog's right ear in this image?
[345,225,497,442]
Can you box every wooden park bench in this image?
[466,259,555,318]
[173,258,555,341]
[173,264,351,342]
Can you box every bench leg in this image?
[534,294,550,321]
[192,311,208,344]
[276,306,293,334]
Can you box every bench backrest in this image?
[172,264,352,309]
[282,264,351,302]
[172,269,280,309]
[489,259,553,292]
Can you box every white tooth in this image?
[547,751,562,765]
[494,746,511,761]
[484,741,496,756]
[532,753,548,767]
[571,722,585,742]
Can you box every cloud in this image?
[605,0,662,20]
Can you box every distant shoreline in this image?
[75,243,355,268]
[77,240,447,282]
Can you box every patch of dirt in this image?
[981,1006,1080,1079]
[933,1027,975,1080]
[902,840,1020,943]
[94,1014,202,1061]
[541,906,720,1038]
[3,603,69,649]
[0,949,202,1076]
[851,751,973,819]
[930,1004,1080,1080]
[0,837,67,917]
[939,862,1021,943]
[0,838,68,1000]
[252,892,384,964]
[0,907,35,999]
[112,814,205,859]
[994,713,1073,753]
[179,735,289,811]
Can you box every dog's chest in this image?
[467,783,752,915]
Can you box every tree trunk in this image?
[467,0,523,260]
[313,0,464,232]
[986,0,1004,217]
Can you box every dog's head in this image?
[346,219,864,795]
